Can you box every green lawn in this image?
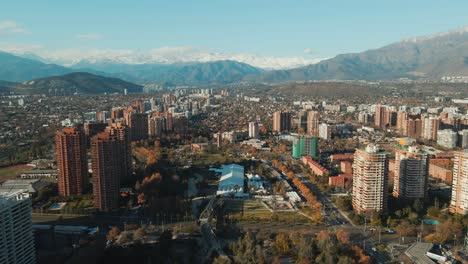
[0,165,32,179]
[226,199,312,225]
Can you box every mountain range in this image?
[250,26,468,82]
[12,72,142,95]
[0,26,467,91]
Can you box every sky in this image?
[0,0,467,68]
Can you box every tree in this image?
[116,231,133,244]
[352,245,372,264]
[427,207,440,218]
[335,229,350,245]
[231,231,257,264]
[133,227,147,241]
[275,234,291,255]
[337,256,355,264]
[213,256,231,264]
[279,143,287,153]
[370,212,382,226]
[106,226,121,241]
[424,233,448,245]
[295,235,317,262]
[412,199,423,214]
[395,220,416,237]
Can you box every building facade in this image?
[392,146,428,200]
[248,121,259,139]
[273,111,291,133]
[352,144,388,215]
[449,151,468,214]
[307,111,320,136]
[0,190,35,264]
[55,127,88,196]
[437,129,458,149]
[91,132,125,211]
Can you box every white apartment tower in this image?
[422,116,439,141]
[0,190,35,264]
[248,121,259,139]
[392,146,428,200]
[437,129,458,149]
[449,151,468,214]
[352,144,389,215]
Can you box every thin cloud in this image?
[0,20,26,34]
[75,33,104,40]
[303,48,316,54]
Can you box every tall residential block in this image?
[352,144,388,215]
[248,121,259,139]
[437,129,458,149]
[392,146,428,200]
[55,127,88,196]
[307,111,320,136]
[449,151,468,214]
[292,135,318,159]
[91,132,125,211]
[422,116,440,141]
[375,105,391,130]
[106,122,132,179]
[125,112,148,141]
[0,190,36,264]
[273,111,291,133]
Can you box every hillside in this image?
[12,72,143,95]
[72,60,263,84]
[248,27,468,82]
[0,51,73,82]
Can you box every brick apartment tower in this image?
[125,112,148,141]
[392,146,429,200]
[352,144,389,215]
[449,151,468,214]
[106,122,132,179]
[307,111,320,137]
[55,127,88,196]
[375,105,389,129]
[91,131,126,211]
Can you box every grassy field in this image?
[226,199,313,225]
[0,165,33,180]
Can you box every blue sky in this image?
[0,0,467,68]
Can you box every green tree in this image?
[230,231,257,264]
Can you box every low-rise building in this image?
[216,164,245,196]
[302,156,329,176]
[328,174,353,189]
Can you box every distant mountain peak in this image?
[399,25,468,44]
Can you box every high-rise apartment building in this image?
[375,105,391,129]
[307,111,320,136]
[272,111,291,133]
[292,135,318,159]
[248,121,259,139]
[396,111,408,133]
[458,130,468,149]
[352,144,388,215]
[406,118,423,139]
[449,151,468,214]
[91,132,125,211]
[106,122,132,179]
[422,116,440,141]
[392,146,428,200]
[437,129,458,149]
[0,190,35,264]
[298,111,308,134]
[55,127,88,196]
[125,112,148,141]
